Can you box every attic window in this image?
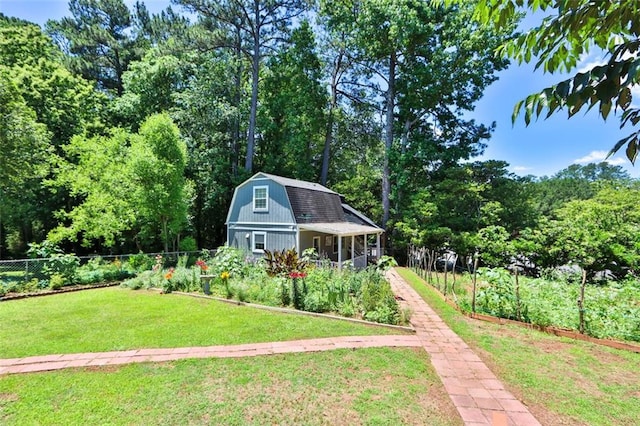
[253,186,268,212]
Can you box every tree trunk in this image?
[162,218,169,253]
[321,52,343,186]
[320,103,334,186]
[245,1,260,172]
[232,24,243,176]
[381,51,396,229]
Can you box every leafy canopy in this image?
[464,0,640,162]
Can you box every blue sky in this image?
[2,0,638,178]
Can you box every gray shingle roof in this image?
[286,186,345,223]
[258,172,337,194]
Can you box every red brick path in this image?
[386,268,541,426]
[0,335,421,375]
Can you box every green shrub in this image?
[127,253,154,272]
[178,236,197,252]
[337,298,357,318]
[121,270,164,290]
[43,253,80,283]
[303,291,331,313]
[211,245,247,277]
[364,304,399,324]
[360,271,399,323]
[49,274,65,290]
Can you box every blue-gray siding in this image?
[227,179,294,224]
[228,226,296,253]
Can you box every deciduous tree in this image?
[470,0,640,162]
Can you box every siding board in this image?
[228,180,294,224]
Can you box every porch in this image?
[297,223,383,269]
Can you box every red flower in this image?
[195,260,208,271]
[289,271,307,279]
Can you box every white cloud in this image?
[576,55,606,74]
[512,166,532,172]
[573,150,626,165]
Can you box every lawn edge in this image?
[171,290,416,333]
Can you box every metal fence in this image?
[0,250,216,284]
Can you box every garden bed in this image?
[0,281,121,302]
[121,247,409,326]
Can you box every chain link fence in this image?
[0,250,216,284]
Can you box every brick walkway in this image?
[1,269,541,425]
[0,335,421,375]
[386,268,541,426]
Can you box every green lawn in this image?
[0,348,460,426]
[397,267,640,426]
[0,287,403,358]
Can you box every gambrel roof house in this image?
[226,172,383,268]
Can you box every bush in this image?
[127,253,155,272]
[211,245,247,278]
[179,236,198,252]
[49,274,65,290]
[43,253,80,283]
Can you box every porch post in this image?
[338,235,342,270]
[364,233,368,265]
[376,233,381,259]
[351,235,355,262]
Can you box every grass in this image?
[397,267,640,426]
[0,287,404,358]
[0,348,460,425]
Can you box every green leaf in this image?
[600,101,612,120]
[512,99,524,124]
[618,87,631,110]
[625,136,638,164]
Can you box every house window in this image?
[252,231,266,253]
[313,236,320,254]
[253,186,268,212]
[333,235,338,254]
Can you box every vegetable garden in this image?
[408,247,640,343]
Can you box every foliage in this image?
[127,252,155,272]
[48,114,191,252]
[0,67,50,197]
[476,225,512,268]
[209,245,246,278]
[475,268,526,321]
[130,113,191,252]
[376,255,398,271]
[263,248,308,278]
[470,0,640,162]
[258,20,327,181]
[46,0,148,95]
[48,274,65,290]
[471,267,640,342]
[48,129,136,247]
[42,253,80,285]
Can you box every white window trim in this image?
[253,185,269,212]
[252,231,267,253]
